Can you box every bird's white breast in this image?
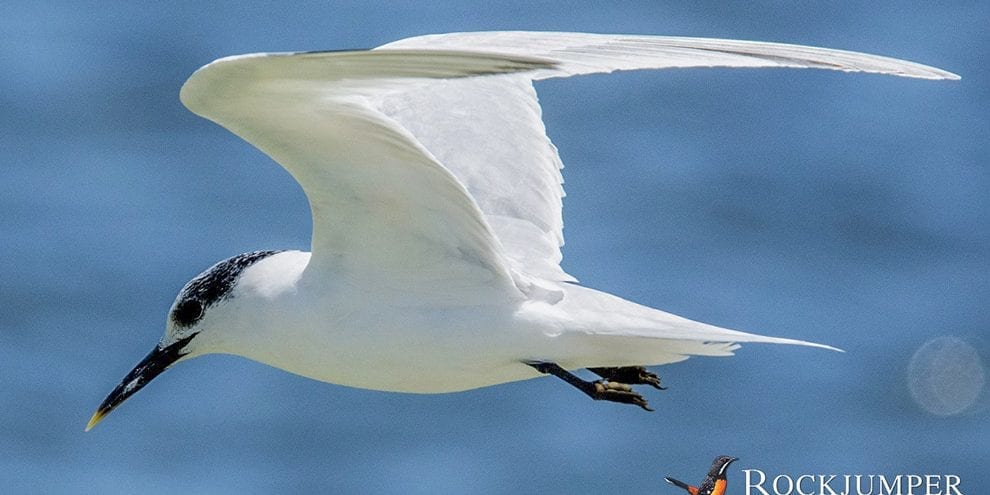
[208,250,552,393]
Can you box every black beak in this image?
[85,335,194,431]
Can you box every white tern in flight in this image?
[87,31,956,430]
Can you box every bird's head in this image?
[85,250,287,431]
[708,455,738,479]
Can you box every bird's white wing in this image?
[180,50,558,299]
[369,75,572,285]
[181,33,956,302]
[375,31,957,286]
[381,31,958,80]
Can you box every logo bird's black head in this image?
[708,455,738,479]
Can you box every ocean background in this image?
[2,2,986,493]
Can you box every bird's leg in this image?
[588,366,667,390]
[524,361,653,411]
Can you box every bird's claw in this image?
[525,361,657,412]
[589,366,667,390]
[593,380,654,411]
[634,368,667,390]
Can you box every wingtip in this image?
[805,341,845,353]
[910,66,961,81]
[908,61,959,80]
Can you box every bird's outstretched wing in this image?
[181,32,956,298]
[180,50,556,300]
[375,32,956,286]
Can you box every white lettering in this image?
[855,474,876,495]
[880,475,902,495]
[906,475,923,495]
[773,474,794,495]
[839,475,852,495]
[820,474,839,495]
[745,469,771,495]
[795,474,815,495]
[945,475,963,495]
[740,471,962,495]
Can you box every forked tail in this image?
[664,476,699,495]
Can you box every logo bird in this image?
[666,456,738,495]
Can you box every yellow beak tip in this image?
[85,411,105,432]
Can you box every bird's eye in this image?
[173,299,204,326]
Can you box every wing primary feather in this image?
[290,49,559,77]
[379,31,959,81]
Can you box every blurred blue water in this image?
[2,2,987,493]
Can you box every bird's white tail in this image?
[551,284,840,369]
